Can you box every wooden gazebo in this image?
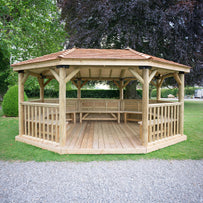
[11,48,191,154]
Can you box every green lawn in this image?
[0,101,202,161]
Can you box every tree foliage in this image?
[58,0,203,86]
[0,0,67,94]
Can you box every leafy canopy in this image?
[0,0,67,92]
[58,0,203,86]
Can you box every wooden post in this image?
[18,72,24,136]
[77,80,81,99]
[179,72,184,135]
[120,80,123,99]
[141,68,149,146]
[59,68,67,146]
[38,78,44,102]
[157,79,161,101]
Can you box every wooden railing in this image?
[22,102,60,143]
[148,102,181,142]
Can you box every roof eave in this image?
[12,58,191,73]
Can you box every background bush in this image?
[2,85,28,117]
[25,89,142,99]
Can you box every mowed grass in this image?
[0,101,202,161]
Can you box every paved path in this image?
[0,160,202,203]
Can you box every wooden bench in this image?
[79,99,121,123]
[123,111,142,123]
[79,111,121,123]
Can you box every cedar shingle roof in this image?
[11,48,190,69]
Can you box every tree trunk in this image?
[125,81,141,99]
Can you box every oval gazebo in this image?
[11,48,191,154]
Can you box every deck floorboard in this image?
[66,121,142,151]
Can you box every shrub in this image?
[2,85,28,117]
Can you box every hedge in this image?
[2,85,28,117]
[25,89,143,99]
[25,87,200,99]
[151,87,201,98]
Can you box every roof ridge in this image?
[126,47,151,59]
[58,48,76,58]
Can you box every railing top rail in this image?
[21,101,59,108]
[148,102,181,107]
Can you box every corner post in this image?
[38,78,44,102]
[157,79,161,101]
[140,66,150,146]
[77,80,81,99]
[120,80,124,100]
[179,72,184,135]
[18,71,24,136]
[59,68,67,146]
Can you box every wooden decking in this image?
[65,121,145,153]
[15,120,187,154]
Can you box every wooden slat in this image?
[161,106,163,139]
[153,107,156,141]
[43,107,45,140]
[157,107,160,140]
[31,106,34,137]
[51,107,54,142]
[35,106,37,137]
[149,107,152,142]
[39,106,41,139]
[28,105,30,136]
[164,106,167,138]
[24,105,27,135]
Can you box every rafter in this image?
[120,69,126,78]
[109,69,112,77]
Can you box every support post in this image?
[59,68,67,146]
[18,72,24,136]
[179,72,184,135]
[157,79,161,101]
[38,78,44,102]
[120,80,123,100]
[77,80,81,99]
[142,68,149,146]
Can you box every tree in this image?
[0,41,10,99]
[0,0,67,93]
[58,0,203,86]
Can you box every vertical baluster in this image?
[164,106,167,138]
[174,105,176,135]
[171,106,173,136]
[35,106,37,137]
[47,107,49,140]
[43,107,45,140]
[157,106,160,140]
[161,106,163,139]
[39,106,41,139]
[149,107,152,142]
[31,106,34,137]
[56,107,59,142]
[177,104,180,134]
[24,105,26,135]
[153,107,156,141]
[51,107,54,142]
[28,105,30,136]
[168,106,170,137]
